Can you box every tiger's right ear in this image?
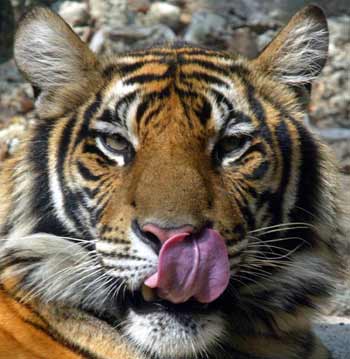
[14,6,102,118]
[253,5,328,86]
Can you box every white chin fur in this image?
[124,309,225,358]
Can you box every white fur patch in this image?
[95,227,158,292]
[104,79,140,148]
[273,20,328,84]
[0,234,112,312]
[96,136,125,167]
[125,309,225,358]
[49,164,78,232]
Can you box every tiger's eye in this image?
[220,136,246,154]
[212,135,250,166]
[104,134,129,153]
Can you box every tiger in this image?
[0,4,345,359]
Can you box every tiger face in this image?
[0,5,343,359]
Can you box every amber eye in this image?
[96,133,135,166]
[213,135,250,166]
[100,134,130,153]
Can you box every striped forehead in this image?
[103,78,141,129]
[99,54,249,136]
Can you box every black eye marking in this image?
[213,135,251,166]
[97,133,135,165]
[101,134,130,153]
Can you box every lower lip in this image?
[128,290,212,315]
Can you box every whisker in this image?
[20,259,99,303]
[249,226,312,237]
[248,222,314,234]
[234,273,270,292]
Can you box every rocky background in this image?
[0,0,349,168]
[0,0,349,355]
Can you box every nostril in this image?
[142,224,170,244]
[142,223,194,245]
[132,220,162,254]
[132,220,195,255]
[142,230,161,253]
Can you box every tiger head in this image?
[4,5,341,359]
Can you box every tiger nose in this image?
[133,220,194,254]
[142,223,194,244]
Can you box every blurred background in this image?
[0,0,349,334]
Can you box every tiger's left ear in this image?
[14,6,102,118]
[254,5,328,85]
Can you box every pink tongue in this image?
[144,228,230,304]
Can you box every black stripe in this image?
[124,72,170,85]
[174,86,199,100]
[237,201,255,230]
[99,252,145,261]
[136,88,171,125]
[143,105,162,127]
[135,100,149,125]
[77,161,101,181]
[94,195,111,221]
[269,119,292,224]
[246,161,269,180]
[82,186,99,199]
[103,61,157,78]
[178,95,194,129]
[194,96,212,126]
[95,190,111,210]
[115,91,138,125]
[246,83,266,123]
[243,142,267,158]
[290,121,321,225]
[178,57,231,77]
[57,116,78,175]
[82,142,102,156]
[210,88,234,114]
[98,108,116,124]
[57,115,85,234]
[74,93,102,147]
[229,64,251,77]
[178,49,231,59]
[180,71,229,88]
[29,121,75,237]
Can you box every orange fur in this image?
[0,290,82,359]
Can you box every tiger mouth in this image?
[127,285,216,315]
[88,283,219,332]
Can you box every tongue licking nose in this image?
[143,225,230,304]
